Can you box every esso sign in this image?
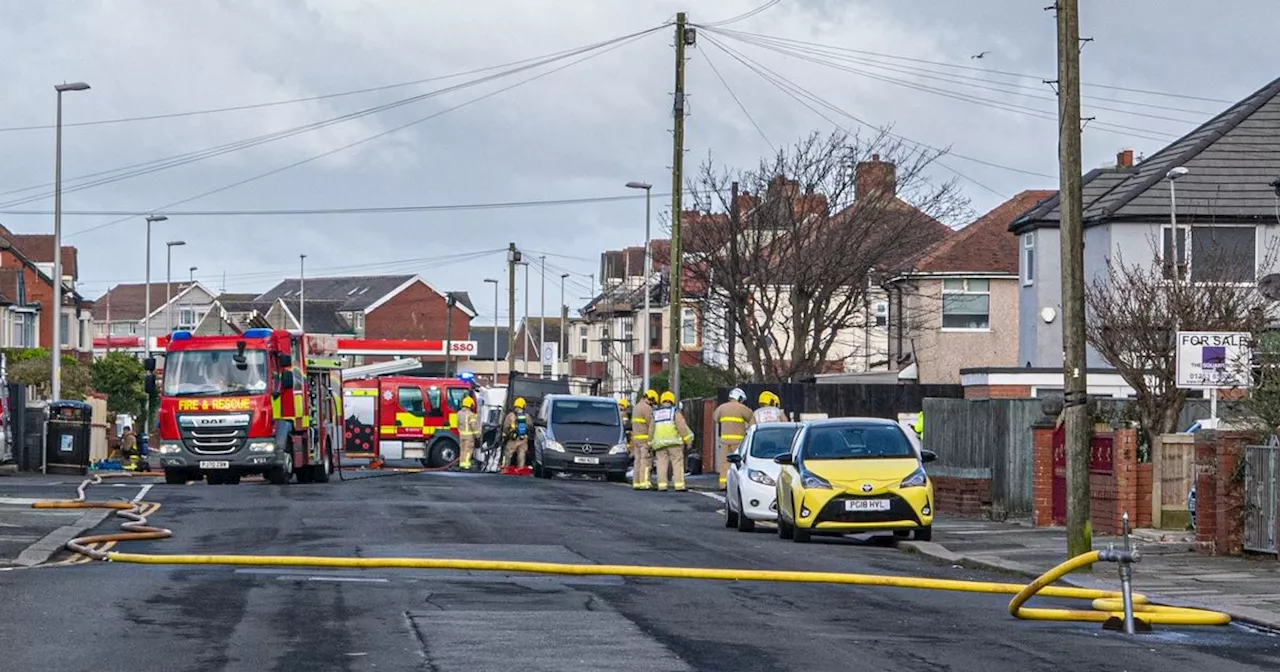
[449,341,478,355]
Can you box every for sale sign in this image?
[1175,331,1253,389]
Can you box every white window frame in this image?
[578,326,588,355]
[1022,233,1035,286]
[1161,224,1259,285]
[941,278,991,332]
[59,312,71,347]
[178,307,196,329]
[873,301,889,329]
[12,310,36,348]
[681,308,698,347]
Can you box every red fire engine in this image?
[146,328,344,485]
[342,376,475,467]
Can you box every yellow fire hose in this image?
[32,475,1231,628]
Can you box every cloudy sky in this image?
[0,0,1274,327]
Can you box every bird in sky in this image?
[971,51,991,59]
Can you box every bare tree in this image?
[1085,236,1276,448]
[682,130,969,382]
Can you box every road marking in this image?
[131,484,153,504]
[307,576,390,584]
[694,491,725,503]
[0,497,44,505]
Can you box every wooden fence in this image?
[922,397,1041,516]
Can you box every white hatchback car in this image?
[724,422,803,532]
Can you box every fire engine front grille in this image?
[178,414,251,455]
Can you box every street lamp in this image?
[299,254,307,331]
[165,241,186,333]
[143,216,167,356]
[626,181,653,396]
[484,278,499,384]
[520,261,530,371]
[50,81,90,407]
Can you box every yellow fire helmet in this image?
[462,396,475,408]
[645,389,659,403]
[618,398,631,409]
[758,391,774,406]
[514,397,526,409]
[660,391,676,406]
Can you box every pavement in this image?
[0,472,150,568]
[896,516,1280,634]
[0,469,1277,671]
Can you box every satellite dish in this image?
[1260,273,1280,301]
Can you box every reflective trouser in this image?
[631,441,653,489]
[655,444,686,490]
[718,439,742,488]
[459,438,476,469]
[503,437,528,468]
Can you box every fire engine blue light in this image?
[458,372,475,382]
[242,328,273,339]
[170,331,192,341]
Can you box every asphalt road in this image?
[1,471,1279,672]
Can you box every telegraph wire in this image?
[700,42,776,152]
[63,28,664,239]
[703,1,783,28]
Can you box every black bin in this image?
[46,401,92,475]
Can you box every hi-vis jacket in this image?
[457,408,480,445]
[652,405,694,449]
[631,399,654,445]
[753,405,785,424]
[712,400,754,443]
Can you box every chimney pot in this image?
[1116,148,1134,169]
[871,153,880,161]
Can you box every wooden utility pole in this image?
[506,243,520,379]
[727,181,740,373]
[1056,0,1092,559]
[668,11,691,398]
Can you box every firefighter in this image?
[457,396,481,471]
[652,391,694,492]
[630,390,657,490]
[754,391,785,424]
[712,388,754,490]
[503,397,531,469]
[618,397,632,444]
[119,425,142,471]
[912,411,925,444]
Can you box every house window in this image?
[1191,226,1256,283]
[1022,234,1035,286]
[649,313,662,348]
[874,301,889,329]
[1161,225,1189,279]
[60,313,71,347]
[622,319,634,355]
[12,313,35,348]
[941,279,990,330]
[179,308,196,328]
[579,326,588,355]
[599,325,610,359]
[681,308,698,346]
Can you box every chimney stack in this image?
[1116,148,1135,169]
[855,154,897,200]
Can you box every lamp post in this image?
[521,261,530,371]
[143,214,166,443]
[539,255,547,378]
[50,81,90,406]
[626,181,653,395]
[1167,166,1198,419]
[560,273,569,373]
[484,278,499,384]
[165,241,186,333]
[299,254,307,331]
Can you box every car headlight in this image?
[157,443,182,455]
[900,467,927,488]
[748,469,775,486]
[609,443,628,455]
[545,440,565,453]
[247,441,276,453]
[801,471,832,489]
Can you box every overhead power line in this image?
[63,28,665,239]
[0,26,667,208]
[704,0,783,27]
[700,42,775,151]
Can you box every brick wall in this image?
[964,385,1032,400]
[1032,424,1055,526]
[1,247,74,350]
[1136,463,1153,528]
[932,476,992,516]
[1195,431,1250,556]
[1031,426,1151,534]
[363,280,472,363]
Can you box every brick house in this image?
[0,224,91,353]
[883,190,1055,385]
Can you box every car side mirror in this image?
[726,453,743,465]
[144,374,156,396]
[921,450,938,464]
[773,454,794,465]
[280,370,295,390]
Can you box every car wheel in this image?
[792,525,811,543]
[725,497,739,528]
[296,463,315,484]
[736,493,756,533]
[163,469,186,485]
[914,526,933,542]
[778,514,794,540]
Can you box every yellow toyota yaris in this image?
[774,418,937,543]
